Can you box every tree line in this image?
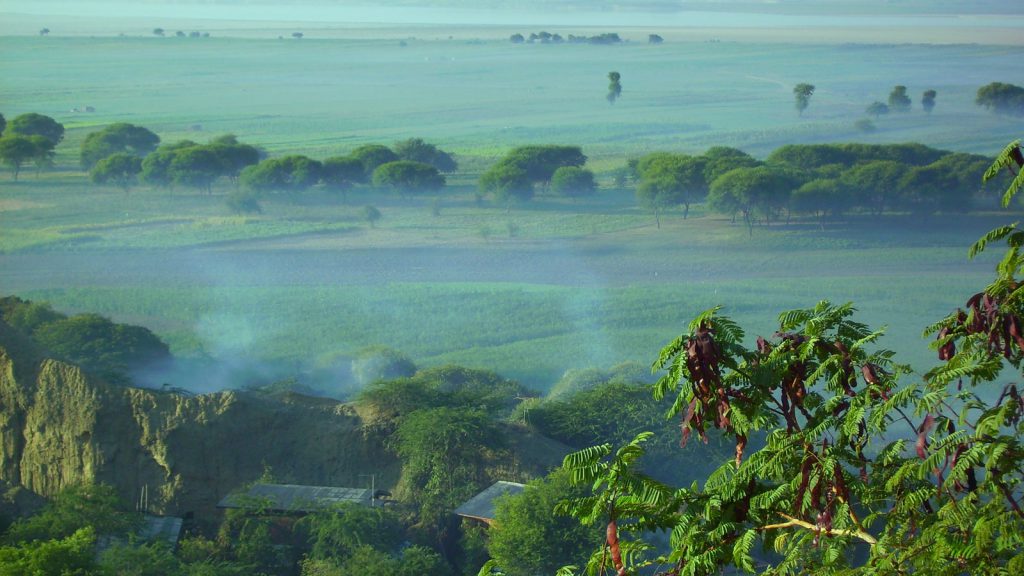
[631,142,999,232]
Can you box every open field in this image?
[1,25,1021,392]
[1,34,1023,166]
[0,175,1003,390]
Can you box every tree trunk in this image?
[654,208,660,229]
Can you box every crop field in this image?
[1,29,1021,392]
[2,34,1023,166]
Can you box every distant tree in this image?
[392,138,457,172]
[292,32,303,39]
[90,152,143,192]
[0,112,6,137]
[487,468,601,576]
[791,178,849,228]
[99,541,182,575]
[510,33,525,44]
[840,159,909,215]
[25,135,56,176]
[888,85,912,112]
[32,313,171,377]
[300,503,404,563]
[140,143,194,189]
[866,101,890,118]
[701,146,761,184]
[226,188,262,214]
[897,158,975,217]
[206,135,261,183]
[766,144,855,171]
[707,166,801,234]
[321,156,365,201]
[189,31,201,38]
[39,28,49,36]
[793,83,815,116]
[362,205,382,228]
[636,153,709,220]
[854,118,876,132]
[175,30,185,37]
[499,144,587,189]
[350,144,400,179]
[391,406,504,520]
[550,165,596,200]
[80,123,160,168]
[372,160,445,196]
[921,89,937,114]
[152,28,164,36]
[169,145,226,193]
[239,155,321,194]
[0,527,97,574]
[975,82,1024,116]
[648,34,663,44]
[0,135,40,181]
[607,71,622,104]
[479,162,533,209]
[8,112,64,145]
[3,484,138,544]
[352,346,415,385]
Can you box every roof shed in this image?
[217,483,372,514]
[453,481,526,525]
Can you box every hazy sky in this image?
[3,0,1023,28]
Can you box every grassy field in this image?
[2,35,1023,166]
[1,31,1020,392]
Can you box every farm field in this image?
[1,25,1021,392]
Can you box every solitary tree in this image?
[921,89,937,114]
[888,85,912,112]
[291,32,303,39]
[510,33,525,44]
[152,28,164,36]
[866,101,890,118]
[607,71,622,104]
[39,28,49,36]
[793,83,815,116]
[8,113,64,145]
[89,153,143,193]
[976,82,1024,116]
[648,34,663,44]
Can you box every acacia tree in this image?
[922,90,937,114]
[8,112,64,145]
[90,153,143,193]
[0,135,41,180]
[81,123,160,168]
[888,85,912,113]
[793,83,815,117]
[549,143,1024,576]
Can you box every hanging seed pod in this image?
[937,326,956,361]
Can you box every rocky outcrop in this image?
[0,319,398,520]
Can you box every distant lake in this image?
[6,1,1023,29]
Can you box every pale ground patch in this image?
[0,199,51,212]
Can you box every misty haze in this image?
[1,1,1023,574]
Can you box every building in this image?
[453,481,526,526]
[217,483,372,514]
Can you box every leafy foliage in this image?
[548,146,1024,575]
[487,469,602,576]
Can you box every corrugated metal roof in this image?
[218,483,371,513]
[140,515,183,547]
[453,481,526,524]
